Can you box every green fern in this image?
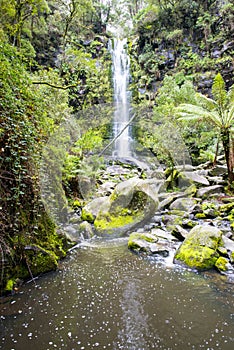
[175,73,234,184]
[212,73,227,111]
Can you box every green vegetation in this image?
[0,0,113,293]
[176,73,234,184]
[1,0,234,293]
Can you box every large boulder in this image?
[82,177,162,235]
[174,225,223,270]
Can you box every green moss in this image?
[81,208,95,223]
[5,279,15,292]
[25,246,58,275]
[175,245,219,270]
[128,232,157,244]
[220,202,234,214]
[215,257,229,272]
[195,213,207,219]
[72,199,82,208]
[94,213,135,232]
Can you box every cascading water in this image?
[111,38,132,158]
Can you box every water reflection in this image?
[0,238,233,350]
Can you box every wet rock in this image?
[174,225,223,270]
[79,221,94,239]
[222,236,234,263]
[128,231,159,252]
[149,243,169,257]
[63,224,82,243]
[128,231,172,256]
[151,228,178,242]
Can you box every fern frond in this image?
[176,103,222,128]
[223,104,234,127]
[195,92,217,110]
[227,84,234,104]
[212,73,227,108]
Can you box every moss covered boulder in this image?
[24,245,59,275]
[93,177,161,234]
[174,225,223,270]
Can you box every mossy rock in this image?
[81,207,95,223]
[24,245,58,275]
[215,257,229,272]
[94,211,138,234]
[174,225,222,270]
[93,178,159,235]
[128,232,159,252]
[128,232,158,245]
[175,245,219,270]
[195,213,207,219]
[5,279,15,292]
[220,202,234,214]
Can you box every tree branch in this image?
[32,81,77,90]
[98,114,137,156]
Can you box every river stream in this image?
[0,238,233,350]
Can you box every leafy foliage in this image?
[176,73,234,183]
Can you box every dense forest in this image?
[0,0,234,293]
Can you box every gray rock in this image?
[158,192,186,210]
[149,243,169,257]
[79,221,94,239]
[169,198,198,212]
[171,225,188,240]
[81,196,110,222]
[63,225,81,242]
[208,165,227,176]
[181,171,210,186]
[222,236,234,262]
[151,228,178,241]
[196,185,224,198]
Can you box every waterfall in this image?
[111,38,132,158]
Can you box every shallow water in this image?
[0,238,233,350]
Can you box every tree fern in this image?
[175,73,234,184]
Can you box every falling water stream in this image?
[0,239,233,350]
[111,38,132,158]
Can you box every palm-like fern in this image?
[176,73,234,184]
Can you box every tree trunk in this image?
[221,128,234,185]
